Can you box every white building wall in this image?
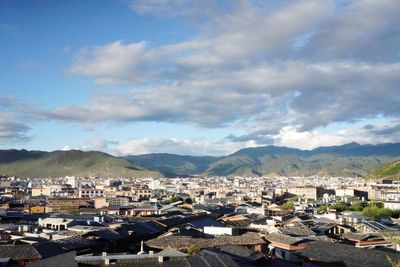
[203,227,233,236]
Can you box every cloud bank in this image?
[2,0,400,154]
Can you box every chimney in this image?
[158,256,164,263]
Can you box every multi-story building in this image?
[79,188,105,198]
[47,198,89,212]
[287,186,325,200]
[31,187,51,197]
[108,196,129,206]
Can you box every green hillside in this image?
[2,143,400,178]
[126,153,217,177]
[128,143,400,177]
[0,150,161,178]
[204,154,393,177]
[369,160,400,179]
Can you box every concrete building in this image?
[47,198,88,212]
[31,187,51,197]
[287,186,324,200]
[38,217,73,231]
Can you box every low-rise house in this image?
[278,223,316,237]
[146,231,265,252]
[0,236,97,266]
[31,187,51,197]
[29,205,46,214]
[78,187,104,199]
[107,204,161,217]
[335,188,368,200]
[203,226,237,236]
[297,240,400,267]
[46,198,89,213]
[217,244,267,265]
[219,214,252,228]
[38,217,74,231]
[356,220,398,233]
[265,233,308,263]
[287,186,325,200]
[342,232,394,249]
[265,204,290,217]
[75,252,238,267]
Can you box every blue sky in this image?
[1,0,400,155]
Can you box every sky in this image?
[0,0,400,156]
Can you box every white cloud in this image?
[52,61,400,133]
[274,124,400,150]
[67,41,162,85]
[61,145,72,151]
[0,99,31,143]
[87,139,117,152]
[0,117,30,143]
[4,0,400,153]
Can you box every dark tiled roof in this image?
[265,233,305,246]
[77,254,238,267]
[84,229,124,241]
[298,241,400,267]
[0,245,41,260]
[146,232,264,250]
[129,222,165,237]
[187,254,238,267]
[362,220,397,232]
[219,244,265,262]
[280,223,316,237]
[303,220,336,233]
[45,236,99,251]
[222,219,252,227]
[342,232,383,241]
[156,214,210,228]
[186,217,224,228]
[33,242,65,258]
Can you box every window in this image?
[281,250,286,259]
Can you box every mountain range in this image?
[127,142,400,178]
[0,142,399,178]
[0,149,161,178]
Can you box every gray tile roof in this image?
[0,245,41,260]
[342,232,383,241]
[298,241,400,267]
[146,232,264,250]
[280,223,316,237]
[77,254,238,267]
[265,233,305,246]
[219,244,265,262]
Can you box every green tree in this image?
[168,196,183,204]
[282,197,297,210]
[66,209,78,215]
[187,244,201,255]
[329,203,350,212]
[349,202,364,212]
[362,203,392,221]
[318,204,328,212]
[184,197,193,204]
